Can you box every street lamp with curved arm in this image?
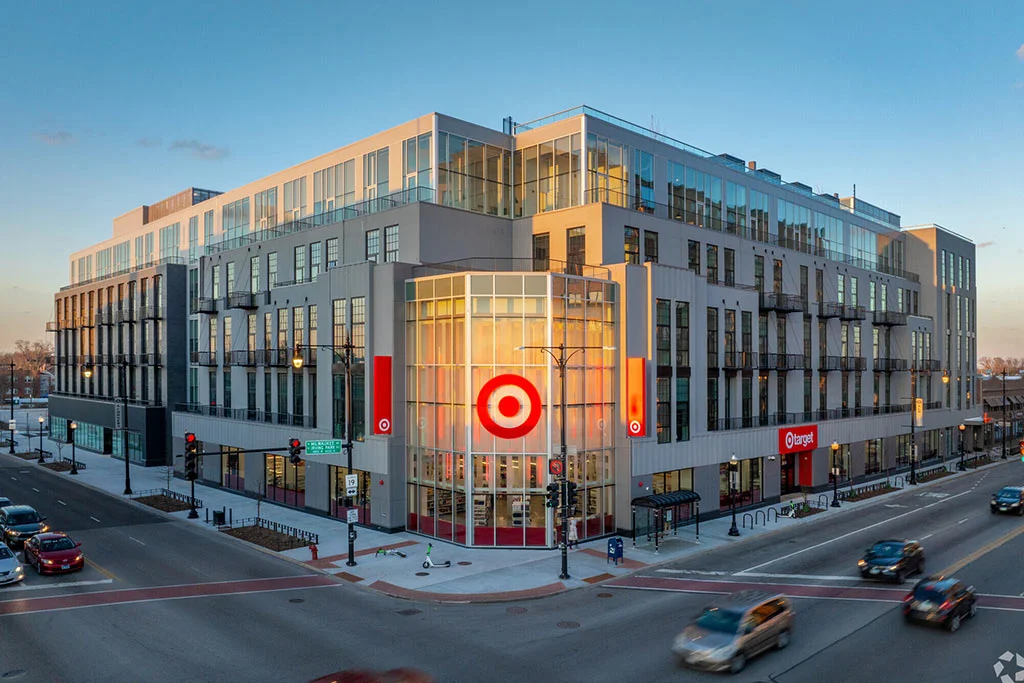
[830,441,841,507]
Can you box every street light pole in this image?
[36,416,45,463]
[69,421,78,475]
[830,441,841,507]
[727,454,740,536]
[8,361,14,454]
[909,369,918,486]
[518,342,613,580]
[1002,370,1008,460]
[958,423,966,471]
[122,358,132,495]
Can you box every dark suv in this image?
[858,539,925,583]
[902,576,977,632]
[0,506,48,548]
[990,487,1024,515]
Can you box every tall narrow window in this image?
[724,248,735,287]
[707,307,718,369]
[366,229,380,263]
[706,245,718,284]
[675,302,690,367]
[624,227,639,264]
[532,233,550,271]
[754,255,764,292]
[644,230,659,263]
[688,240,700,273]
[675,377,689,442]
[773,259,783,293]
[268,253,278,288]
[384,225,399,263]
[225,262,235,297]
[656,300,671,367]
[212,265,221,300]
[310,242,322,278]
[326,237,339,269]
[283,177,307,220]
[566,227,585,275]
[656,377,670,444]
[250,256,260,292]
[294,245,306,282]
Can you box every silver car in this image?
[673,590,794,673]
[0,543,25,586]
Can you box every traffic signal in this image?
[566,481,579,511]
[1019,440,1023,460]
[289,438,302,465]
[546,482,559,509]
[184,432,198,481]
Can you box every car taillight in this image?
[939,600,953,612]
[902,594,913,603]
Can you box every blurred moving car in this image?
[0,505,48,548]
[0,497,14,509]
[990,486,1024,515]
[308,669,435,683]
[22,533,84,574]
[0,544,25,585]
[672,590,794,673]
[902,576,977,632]
[857,539,925,582]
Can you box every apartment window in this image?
[209,369,217,407]
[351,297,366,440]
[777,373,787,414]
[759,373,769,419]
[819,374,828,412]
[741,311,752,355]
[223,369,232,410]
[366,229,380,263]
[688,240,700,273]
[250,256,260,292]
[750,189,771,241]
[675,302,690,367]
[283,176,307,220]
[800,266,808,304]
[309,305,318,347]
[363,147,390,200]
[724,248,735,286]
[209,317,218,356]
[566,227,585,275]
[897,287,904,312]
[403,133,432,190]
[724,310,736,357]
[203,210,214,249]
[188,216,198,262]
[837,274,846,304]
[707,378,719,431]
[644,230,658,263]
[776,317,787,356]
[624,227,639,264]
[841,372,850,410]
[384,225,399,263]
[326,238,339,269]
[222,198,250,239]
[656,300,671,367]
[293,246,307,282]
[772,259,783,293]
[656,377,670,443]
[277,309,288,353]
[268,253,278,287]
[818,321,827,360]
[254,187,278,230]
[965,258,971,290]
[633,149,655,210]
[247,372,257,416]
[675,377,690,442]
[533,233,550,271]
[247,314,256,352]
[293,372,304,418]
[264,312,272,352]
[706,245,718,284]
[851,277,859,306]
[758,314,768,356]
[293,306,305,351]
[313,159,356,213]
[310,242,322,278]
[868,281,876,312]
[804,376,813,414]
[188,367,198,404]
[225,262,235,297]
[803,318,811,366]
[742,376,752,424]
[278,371,288,417]
[880,283,888,311]
[212,265,221,300]
[873,373,880,408]
[725,181,747,234]
[223,317,232,357]
[707,307,718,369]
[754,255,764,292]
[815,268,823,304]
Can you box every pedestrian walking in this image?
[568,518,579,549]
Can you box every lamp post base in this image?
[728,525,740,537]
[188,507,199,519]
[70,466,78,475]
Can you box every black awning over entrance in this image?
[631,489,701,509]
[630,489,701,552]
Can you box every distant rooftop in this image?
[145,187,222,225]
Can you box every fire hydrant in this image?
[309,543,319,561]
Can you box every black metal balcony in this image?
[140,305,161,320]
[263,348,291,367]
[819,355,842,372]
[227,291,263,310]
[759,292,806,314]
[817,302,843,319]
[874,357,909,372]
[192,297,217,314]
[191,351,217,366]
[759,353,807,371]
[839,305,867,321]
[115,308,137,324]
[872,310,908,326]
[230,350,257,366]
[137,353,162,366]
[911,359,942,373]
[723,351,757,372]
[840,356,867,372]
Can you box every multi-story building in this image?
[50,106,980,547]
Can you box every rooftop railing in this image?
[60,256,187,292]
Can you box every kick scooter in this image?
[422,543,451,569]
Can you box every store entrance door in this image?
[780,454,797,494]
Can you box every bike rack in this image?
[741,512,754,529]
[894,475,905,489]
[754,510,766,526]
[767,507,780,524]
[816,494,828,508]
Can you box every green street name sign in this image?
[305,439,343,455]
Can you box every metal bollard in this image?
[205,507,209,524]
[229,508,232,524]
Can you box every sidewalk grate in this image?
[557,621,581,629]
[396,608,422,616]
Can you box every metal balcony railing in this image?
[840,356,867,372]
[759,292,806,314]
[723,351,757,371]
[759,353,807,371]
[137,353,162,366]
[230,350,258,366]
[227,291,265,309]
[911,359,942,372]
[263,348,291,367]
[173,403,316,428]
[874,357,909,372]
[140,305,161,320]
[817,301,844,319]
[819,355,842,372]
[191,351,217,366]
[839,305,867,321]
[872,310,909,326]
[115,308,137,324]
[192,297,217,314]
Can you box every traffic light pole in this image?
[557,351,569,580]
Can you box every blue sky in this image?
[1,1,1022,354]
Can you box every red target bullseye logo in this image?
[476,374,542,440]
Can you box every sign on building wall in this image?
[626,357,646,437]
[476,374,542,439]
[373,356,393,435]
[778,424,818,455]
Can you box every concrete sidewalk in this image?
[3,429,1010,603]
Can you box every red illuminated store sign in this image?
[778,425,818,454]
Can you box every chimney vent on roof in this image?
[747,160,757,171]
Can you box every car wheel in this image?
[776,630,791,650]
[1018,508,1023,517]
[948,615,961,633]
[729,653,747,674]
[917,559,925,575]
[969,602,978,618]
[991,508,998,514]
[34,558,43,575]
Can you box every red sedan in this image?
[22,533,84,575]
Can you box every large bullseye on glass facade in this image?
[498,395,521,418]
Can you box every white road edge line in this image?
[736,487,975,574]
[31,488,39,493]
[129,537,145,546]
[732,572,864,582]
[920,533,933,540]
[958,517,970,524]
[5,579,114,592]
[57,501,66,506]
[89,517,101,523]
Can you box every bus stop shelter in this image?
[630,489,701,552]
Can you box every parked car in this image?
[0,544,25,585]
[22,533,84,575]
[858,539,925,582]
[0,505,47,548]
[672,590,794,673]
[990,487,1024,515]
[0,497,13,509]
[902,576,977,632]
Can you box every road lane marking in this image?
[57,501,66,506]
[85,559,119,582]
[89,516,101,523]
[4,579,114,592]
[939,522,1024,576]
[656,569,731,576]
[9,477,16,481]
[129,537,145,546]
[958,517,970,524]
[920,533,934,540]
[730,572,863,582]
[31,488,39,493]
[736,487,974,574]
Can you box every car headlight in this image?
[857,559,867,567]
[39,525,48,533]
[42,559,54,565]
[73,555,82,562]
[888,565,901,571]
[5,529,16,536]
[14,566,23,574]
[708,645,737,660]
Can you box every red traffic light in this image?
[185,432,196,444]
[289,438,301,448]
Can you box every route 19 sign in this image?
[476,374,542,440]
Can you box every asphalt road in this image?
[0,453,1022,683]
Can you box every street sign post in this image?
[114,404,124,431]
[305,439,343,455]
[7,419,15,432]
[346,508,358,524]
[345,473,358,497]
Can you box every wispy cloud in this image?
[1017,43,1024,60]
[34,131,74,145]
[170,139,230,161]
[136,137,162,148]
[978,240,997,249]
